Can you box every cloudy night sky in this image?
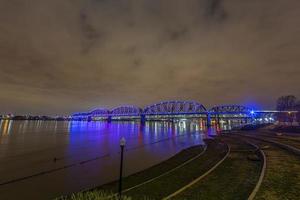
[0,0,299,115]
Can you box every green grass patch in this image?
[56,191,131,200]
[122,139,228,199]
[272,126,300,134]
[173,136,262,200]
[242,131,300,149]
[268,137,300,149]
[254,145,300,200]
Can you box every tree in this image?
[276,95,297,111]
[294,101,300,111]
[295,101,300,123]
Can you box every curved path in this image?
[229,135,267,200]
[169,136,263,200]
[236,133,300,156]
[162,143,230,200]
[235,135,300,199]
[243,130,300,147]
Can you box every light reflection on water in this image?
[0,119,237,137]
[0,119,234,199]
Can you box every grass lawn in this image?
[264,137,300,149]
[240,131,300,150]
[272,126,300,134]
[57,191,132,200]
[253,142,300,200]
[172,136,262,200]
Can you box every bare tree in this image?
[276,95,297,111]
[295,101,300,123]
[295,101,300,111]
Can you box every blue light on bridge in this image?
[71,101,280,124]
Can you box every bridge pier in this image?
[216,114,220,126]
[141,114,146,125]
[107,116,112,123]
[207,113,211,127]
[87,116,92,122]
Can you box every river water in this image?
[0,119,221,200]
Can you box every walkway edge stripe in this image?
[105,144,208,199]
[248,148,266,200]
[122,145,208,193]
[244,141,267,200]
[162,143,231,200]
[236,134,300,156]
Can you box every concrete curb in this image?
[122,145,208,193]
[244,141,267,200]
[105,145,208,199]
[236,134,300,156]
[234,133,300,199]
[215,135,267,200]
[162,143,231,200]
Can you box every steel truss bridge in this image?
[72,100,298,125]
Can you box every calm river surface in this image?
[0,120,221,200]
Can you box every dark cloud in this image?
[79,10,103,54]
[205,0,227,21]
[0,0,299,115]
[167,27,189,41]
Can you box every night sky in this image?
[0,0,299,115]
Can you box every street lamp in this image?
[118,137,126,200]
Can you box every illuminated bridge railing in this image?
[143,101,207,120]
[209,105,255,123]
[110,105,143,119]
[72,112,91,120]
[209,105,253,117]
[209,105,252,113]
[89,108,110,119]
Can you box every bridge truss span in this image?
[89,108,110,120]
[208,104,254,125]
[209,105,252,114]
[111,105,142,119]
[143,101,207,121]
[72,112,91,120]
[90,108,110,116]
[144,100,207,115]
[71,102,282,125]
